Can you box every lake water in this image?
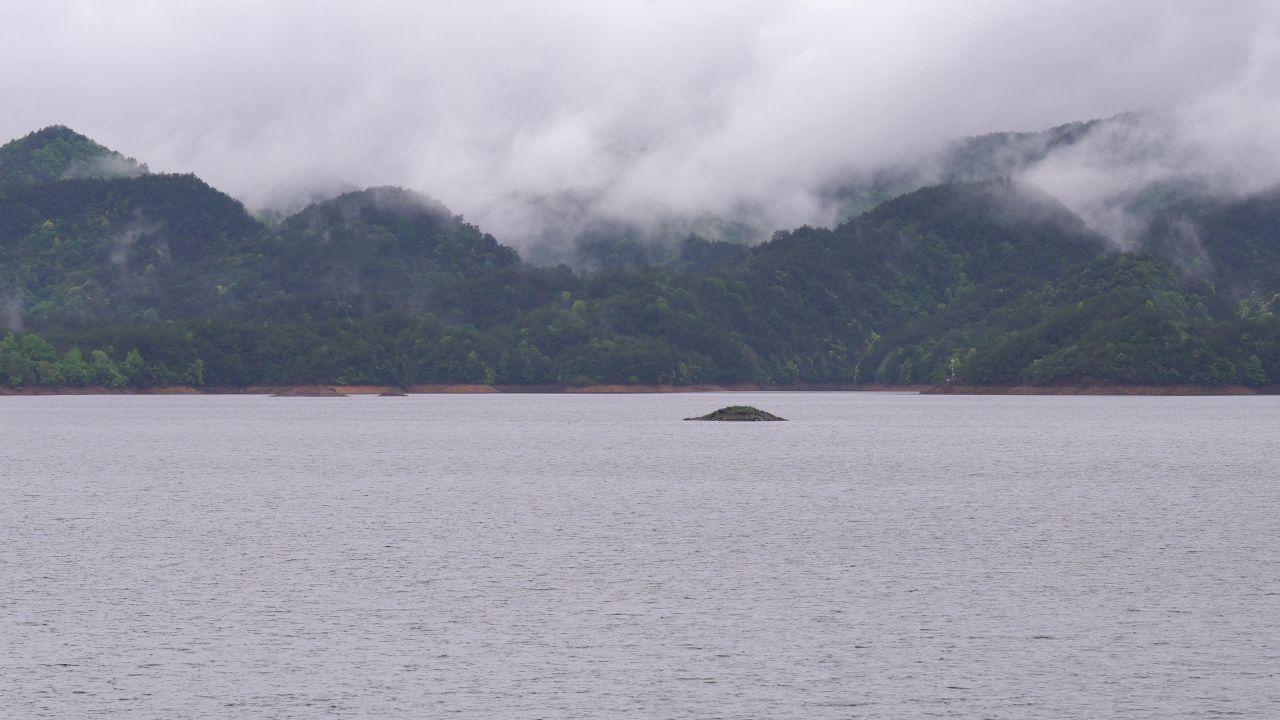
[2,392,1278,719]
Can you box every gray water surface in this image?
[2,393,1278,718]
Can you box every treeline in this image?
[865,255,1280,386]
[5,258,1277,390]
[0,333,146,388]
[0,125,145,185]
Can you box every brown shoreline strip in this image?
[3,383,1278,397]
[921,384,1280,396]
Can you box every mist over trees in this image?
[2,125,1279,390]
[7,1,1276,249]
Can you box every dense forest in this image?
[2,125,1278,390]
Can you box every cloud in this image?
[1,0,1277,246]
[1021,16,1280,247]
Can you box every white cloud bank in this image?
[2,0,1278,244]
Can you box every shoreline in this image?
[0,382,898,396]
[3,383,1278,396]
[921,384,1280,396]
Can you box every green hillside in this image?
[2,127,1278,390]
[0,126,146,185]
[0,173,265,328]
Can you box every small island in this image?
[270,386,348,397]
[684,405,786,421]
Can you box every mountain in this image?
[508,186,766,272]
[0,126,147,185]
[1139,185,1280,301]
[522,114,1121,271]
[270,188,519,299]
[678,181,1112,382]
[821,116,1114,221]
[0,172,265,328]
[1,125,1278,390]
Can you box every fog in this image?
[2,1,1277,246]
[1023,30,1280,247]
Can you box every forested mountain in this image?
[524,114,1116,269]
[1140,187,1280,302]
[821,116,1111,221]
[0,173,263,327]
[0,126,146,185]
[2,125,1278,390]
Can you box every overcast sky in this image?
[2,0,1277,241]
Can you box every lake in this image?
[2,392,1278,718]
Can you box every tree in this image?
[91,349,126,387]
[121,348,145,385]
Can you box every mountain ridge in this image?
[1,124,1277,390]
[0,125,147,185]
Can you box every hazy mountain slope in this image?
[0,126,147,185]
[866,254,1273,386]
[0,149,556,332]
[0,173,265,328]
[527,181,1113,385]
[822,118,1109,221]
[1140,185,1280,304]
[261,187,522,318]
[3,125,1279,389]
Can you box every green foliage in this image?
[0,126,146,185]
[866,255,1280,386]
[0,332,132,387]
[4,126,1280,390]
